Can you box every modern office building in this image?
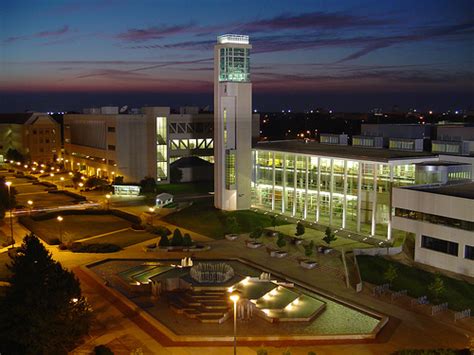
[432,124,474,156]
[63,106,217,183]
[392,181,474,276]
[251,140,442,240]
[0,112,61,163]
[214,34,253,210]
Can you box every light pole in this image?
[105,194,111,210]
[27,200,33,216]
[78,182,84,195]
[60,177,64,190]
[50,173,55,187]
[148,207,155,225]
[229,291,240,355]
[5,181,14,247]
[57,215,63,243]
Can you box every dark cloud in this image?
[4,25,70,44]
[116,24,195,42]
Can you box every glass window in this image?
[465,245,474,260]
[421,235,458,256]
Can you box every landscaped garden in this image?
[163,199,286,239]
[156,181,214,195]
[357,255,474,311]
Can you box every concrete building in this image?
[63,106,217,183]
[392,181,474,276]
[252,140,441,240]
[0,112,61,163]
[432,124,474,156]
[214,34,253,210]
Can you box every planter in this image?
[299,259,318,269]
[246,240,263,249]
[318,246,333,254]
[294,238,304,245]
[225,234,239,241]
[270,250,288,258]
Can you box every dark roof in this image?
[0,113,34,124]
[170,156,213,168]
[416,161,470,167]
[410,182,474,200]
[254,140,436,162]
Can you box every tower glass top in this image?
[217,34,249,44]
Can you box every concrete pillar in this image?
[316,157,321,222]
[329,159,334,226]
[387,164,394,240]
[357,163,362,232]
[292,155,297,217]
[371,163,378,236]
[271,152,275,211]
[282,154,286,214]
[342,160,348,229]
[304,155,309,220]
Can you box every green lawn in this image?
[156,182,214,195]
[357,255,474,311]
[163,199,285,239]
[85,229,157,248]
[21,214,131,244]
[273,224,372,251]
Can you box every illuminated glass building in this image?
[251,140,441,240]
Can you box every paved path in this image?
[75,227,131,243]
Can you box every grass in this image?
[21,214,131,244]
[85,229,157,248]
[273,224,372,251]
[357,255,474,311]
[156,182,214,195]
[163,199,285,239]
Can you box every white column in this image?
[316,157,321,222]
[271,152,275,211]
[292,155,297,217]
[329,159,334,226]
[387,164,394,240]
[304,156,309,220]
[371,163,378,236]
[342,160,348,229]
[282,154,286,214]
[356,163,362,232]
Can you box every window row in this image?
[421,235,473,260]
[395,208,474,232]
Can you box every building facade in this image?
[0,113,61,163]
[251,140,440,240]
[392,183,474,276]
[214,34,253,210]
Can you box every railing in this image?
[454,308,471,322]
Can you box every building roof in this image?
[415,161,470,167]
[410,182,474,200]
[156,192,173,201]
[170,156,213,168]
[254,140,437,162]
[0,113,34,124]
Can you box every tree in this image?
[276,234,286,249]
[85,176,108,189]
[249,227,263,241]
[304,240,315,258]
[5,148,25,163]
[295,222,305,237]
[71,172,83,187]
[270,215,278,231]
[171,228,184,246]
[113,175,124,185]
[428,274,445,304]
[0,234,91,354]
[224,215,239,234]
[140,177,157,194]
[322,227,337,246]
[383,263,398,286]
[182,233,193,247]
[158,234,170,247]
[170,166,183,183]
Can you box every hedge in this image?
[28,208,141,224]
[48,190,86,201]
[69,242,121,253]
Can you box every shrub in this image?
[276,234,286,249]
[58,243,68,250]
[49,238,61,245]
[171,229,183,246]
[94,345,114,355]
[249,227,263,240]
[256,349,268,355]
[69,243,121,253]
[224,215,239,234]
[322,227,337,246]
[147,225,171,237]
[295,221,305,237]
[182,233,193,247]
[304,240,315,258]
[158,234,170,247]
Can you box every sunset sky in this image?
[1,0,473,112]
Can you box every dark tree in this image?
[0,234,91,354]
[322,227,337,246]
[5,148,25,163]
[171,228,184,246]
[295,222,305,237]
[276,234,286,249]
[182,233,193,247]
[270,215,278,231]
[170,166,183,183]
[85,176,108,189]
[224,215,239,234]
[140,177,157,194]
[113,175,124,185]
[249,227,263,241]
[158,234,170,247]
[71,171,83,187]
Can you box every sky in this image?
[1,0,473,112]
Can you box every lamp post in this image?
[229,291,240,355]
[57,215,63,243]
[148,207,155,226]
[5,181,14,247]
[60,177,64,190]
[78,182,84,196]
[27,200,33,216]
[50,173,55,187]
[105,194,111,210]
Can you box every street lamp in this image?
[57,215,63,243]
[78,182,84,196]
[27,200,33,215]
[60,177,65,190]
[5,181,14,247]
[105,194,111,210]
[148,207,155,225]
[229,291,241,355]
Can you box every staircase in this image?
[168,289,231,324]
